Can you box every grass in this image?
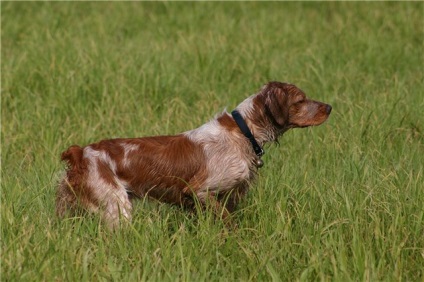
[1,2,423,281]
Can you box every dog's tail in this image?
[61,145,87,189]
[61,145,84,171]
[57,145,85,217]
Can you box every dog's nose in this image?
[326,104,332,115]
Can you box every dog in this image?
[56,81,332,228]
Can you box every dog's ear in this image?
[263,83,289,127]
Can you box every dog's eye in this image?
[290,99,306,109]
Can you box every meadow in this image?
[1,2,423,281]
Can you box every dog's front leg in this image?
[205,193,234,227]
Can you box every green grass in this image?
[2,2,423,281]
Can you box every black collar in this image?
[231,110,265,157]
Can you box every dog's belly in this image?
[124,172,196,205]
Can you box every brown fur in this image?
[56,81,332,228]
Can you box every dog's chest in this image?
[185,122,256,194]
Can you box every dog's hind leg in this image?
[100,185,133,230]
[56,175,132,230]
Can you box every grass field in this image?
[2,2,423,281]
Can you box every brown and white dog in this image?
[56,81,332,228]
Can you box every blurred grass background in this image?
[2,2,423,281]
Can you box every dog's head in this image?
[258,81,332,131]
[234,81,332,143]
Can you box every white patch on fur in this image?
[185,116,253,202]
[83,146,132,227]
[236,95,255,117]
[187,117,225,138]
[121,143,140,168]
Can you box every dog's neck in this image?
[234,96,281,146]
[231,110,264,157]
